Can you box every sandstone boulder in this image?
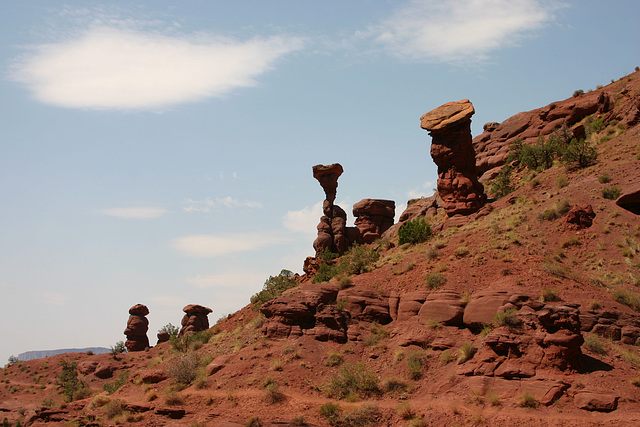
[574,392,619,412]
[565,204,596,228]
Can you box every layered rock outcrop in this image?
[179,304,212,337]
[420,100,486,216]
[124,304,150,352]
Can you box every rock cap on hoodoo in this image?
[312,163,344,204]
[420,99,475,131]
[183,304,213,315]
[129,304,149,316]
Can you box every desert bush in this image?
[363,322,389,347]
[245,417,262,427]
[323,363,379,400]
[251,269,297,307]
[602,186,622,200]
[164,391,184,406]
[168,354,200,385]
[170,329,214,353]
[55,360,90,402]
[453,246,469,258]
[425,272,446,289]
[555,174,568,188]
[398,217,432,245]
[158,323,180,339]
[103,371,129,395]
[540,288,561,302]
[458,343,477,364]
[314,245,380,283]
[381,377,409,395]
[573,89,584,97]
[598,174,611,184]
[583,334,607,355]
[396,401,416,420]
[519,391,539,408]
[585,116,606,135]
[587,300,601,310]
[324,351,344,367]
[110,341,127,359]
[493,308,521,327]
[405,350,428,380]
[561,138,598,169]
[440,350,456,365]
[613,289,640,311]
[103,399,124,419]
[320,402,342,425]
[490,166,515,199]
[263,382,286,404]
[340,403,380,427]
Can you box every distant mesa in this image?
[179,304,213,336]
[18,347,110,361]
[420,99,486,217]
[124,304,150,352]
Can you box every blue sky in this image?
[1,0,638,363]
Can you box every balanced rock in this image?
[420,99,486,216]
[124,304,150,352]
[352,199,395,244]
[313,163,343,204]
[179,304,212,337]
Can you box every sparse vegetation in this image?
[251,269,297,307]
[598,174,611,184]
[458,343,477,364]
[583,334,607,355]
[602,186,622,200]
[324,351,344,367]
[440,350,456,365]
[313,244,380,283]
[168,354,200,385]
[490,166,515,198]
[363,322,389,347]
[398,217,432,245]
[103,371,129,395]
[158,323,180,339]
[425,272,446,289]
[519,391,539,408]
[55,360,90,402]
[613,289,640,311]
[540,288,561,302]
[110,341,127,359]
[323,363,379,400]
[493,307,521,327]
[406,351,428,380]
[170,329,214,353]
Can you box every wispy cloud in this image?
[369,0,562,63]
[182,196,262,213]
[10,25,303,110]
[39,292,69,306]
[282,201,323,235]
[171,233,287,258]
[187,272,265,289]
[98,206,166,219]
[407,180,437,199]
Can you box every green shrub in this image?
[323,351,344,367]
[555,174,568,188]
[158,323,180,339]
[598,174,611,184]
[406,351,428,380]
[490,166,515,198]
[313,245,380,283]
[170,329,214,353]
[251,269,297,307]
[560,138,598,169]
[55,360,90,402]
[602,186,622,200]
[110,341,127,359]
[363,322,389,347]
[323,363,379,400]
[398,217,432,245]
[425,272,446,289]
[453,246,469,258]
[573,89,584,97]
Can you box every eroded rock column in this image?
[312,163,348,255]
[124,304,150,352]
[420,99,486,216]
[179,304,213,336]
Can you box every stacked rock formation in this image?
[352,199,395,244]
[124,304,150,352]
[420,99,486,217]
[179,304,213,337]
[312,163,348,256]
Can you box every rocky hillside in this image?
[1,71,639,427]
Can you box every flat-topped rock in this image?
[420,99,475,131]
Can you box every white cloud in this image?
[407,180,437,199]
[98,206,166,219]
[11,25,303,110]
[182,197,262,213]
[283,201,323,235]
[171,233,287,257]
[186,272,265,290]
[372,0,561,63]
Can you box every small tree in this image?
[398,217,432,245]
[560,138,597,169]
[56,360,89,402]
[158,323,180,339]
[110,341,127,359]
[251,270,297,307]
